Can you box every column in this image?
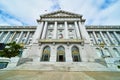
[113,31,120,44]
[50,46,56,62]
[64,21,69,39]
[65,46,73,62]
[2,32,10,43]
[16,31,23,43]
[53,22,57,39]
[74,21,81,39]
[41,22,48,39]
[24,31,30,44]
[99,31,107,44]
[93,31,98,44]
[9,32,16,42]
[0,32,3,37]
[78,21,90,43]
[32,22,44,43]
[106,32,114,44]
[0,32,4,41]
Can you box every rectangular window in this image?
[0,62,8,69]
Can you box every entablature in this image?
[37,18,85,22]
[86,29,120,32]
[0,29,36,32]
[39,39,84,43]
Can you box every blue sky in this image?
[0,0,120,26]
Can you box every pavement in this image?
[0,70,120,80]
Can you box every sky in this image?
[0,0,120,26]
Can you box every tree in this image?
[0,42,23,58]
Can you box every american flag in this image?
[60,34,63,38]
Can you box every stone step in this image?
[14,62,117,71]
[95,59,107,66]
[16,58,33,66]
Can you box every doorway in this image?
[72,46,81,62]
[57,54,65,62]
[57,46,65,62]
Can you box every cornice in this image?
[40,10,82,18]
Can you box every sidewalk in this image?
[0,70,120,80]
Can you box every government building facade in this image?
[0,10,120,71]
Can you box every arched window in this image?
[104,48,111,57]
[57,46,65,62]
[72,46,81,62]
[113,48,120,57]
[41,46,50,61]
[96,48,102,58]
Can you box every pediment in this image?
[40,10,82,18]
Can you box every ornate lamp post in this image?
[99,42,105,58]
[98,39,106,58]
[19,43,24,57]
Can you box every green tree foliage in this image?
[0,42,23,58]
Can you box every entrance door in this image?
[57,46,65,62]
[73,55,79,62]
[58,55,65,62]
[72,46,81,62]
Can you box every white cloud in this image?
[59,0,120,25]
[92,0,120,25]
[0,0,120,25]
[0,0,54,25]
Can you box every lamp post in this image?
[19,43,24,57]
[99,42,105,58]
[98,39,105,58]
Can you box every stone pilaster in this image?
[10,32,16,42]
[74,21,81,39]
[50,45,57,62]
[113,32,120,44]
[0,32,4,39]
[2,32,10,43]
[93,31,99,44]
[78,21,90,43]
[32,22,44,43]
[65,46,73,62]
[41,22,48,39]
[99,31,107,45]
[53,22,57,39]
[106,32,114,44]
[16,31,23,43]
[24,31,30,44]
[64,21,69,39]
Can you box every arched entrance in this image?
[72,46,81,62]
[57,46,65,62]
[41,46,50,61]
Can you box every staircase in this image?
[17,58,33,66]
[95,59,107,66]
[15,61,114,71]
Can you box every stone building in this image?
[0,10,120,71]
